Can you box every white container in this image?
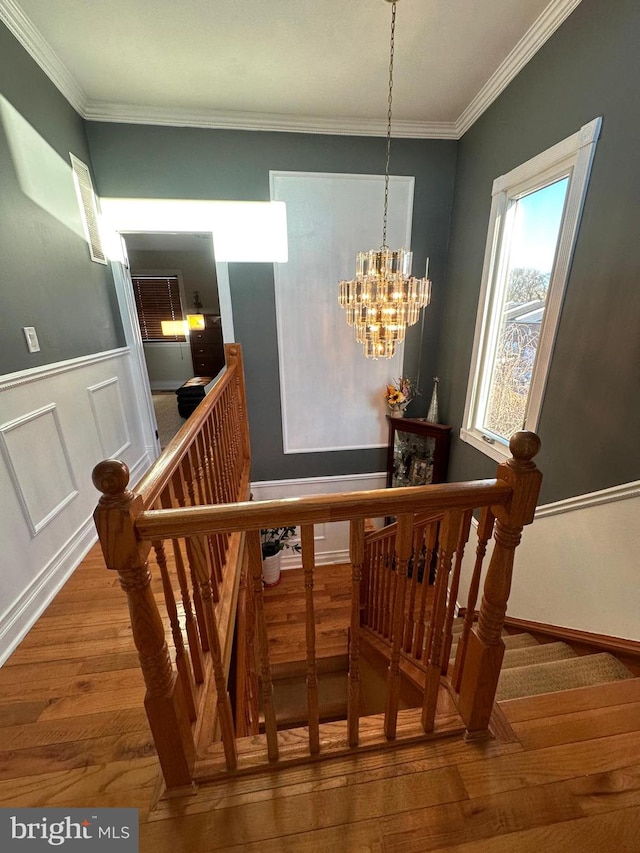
[262,552,282,587]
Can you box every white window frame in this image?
[461,117,601,462]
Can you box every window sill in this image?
[459,427,511,464]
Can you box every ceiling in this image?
[2,0,581,138]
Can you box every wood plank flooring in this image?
[1,545,639,851]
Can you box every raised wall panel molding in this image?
[88,377,131,459]
[271,171,410,454]
[0,404,78,536]
[0,450,150,666]
[0,347,130,392]
[0,0,87,114]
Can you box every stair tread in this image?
[500,641,577,670]
[497,652,633,701]
[449,631,539,661]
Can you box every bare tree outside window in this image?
[485,268,549,439]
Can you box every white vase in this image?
[262,552,282,587]
[389,407,405,418]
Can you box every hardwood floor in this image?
[1,545,639,851]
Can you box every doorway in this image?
[122,231,224,446]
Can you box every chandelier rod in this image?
[382,0,397,250]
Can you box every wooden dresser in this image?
[189,313,225,376]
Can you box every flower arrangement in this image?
[385,377,419,413]
[260,527,301,559]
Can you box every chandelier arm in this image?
[382,1,396,249]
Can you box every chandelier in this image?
[338,0,431,359]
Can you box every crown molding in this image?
[455,0,583,137]
[83,100,459,139]
[0,0,86,114]
[1,0,582,140]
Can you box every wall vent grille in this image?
[69,153,107,265]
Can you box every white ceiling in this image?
[2,0,581,138]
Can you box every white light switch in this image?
[23,326,40,353]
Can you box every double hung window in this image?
[461,118,601,461]
[132,275,186,342]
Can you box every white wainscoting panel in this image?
[0,404,78,536]
[0,348,156,665]
[251,471,387,568]
[270,171,414,454]
[88,377,131,458]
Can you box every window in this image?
[132,275,186,342]
[461,118,601,461]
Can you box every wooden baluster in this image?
[163,483,204,683]
[371,540,383,630]
[189,446,220,604]
[196,430,224,595]
[403,522,424,652]
[152,537,197,721]
[422,520,447,667]
[227,385,241,498]
[413,519,439,659]
[301,524,320,755]
[203,411,229,562]
[228,345,251,469]
[348,518,365,747]
[235,563,250,737]
[177,457,209,651]
[440,509,473,674]
[384,513,414,739]
[190,438,221,601]
[382,533,395,639]
[451,507,495,692]
[189,535,237,770]
[422,510,463,732]
[369,540,381,631]
[458,431,542,733]
[219,392,234,502]
[214,401,228,501]
[245,561,260,735]
[92,460,195,788]
[247,529,279,762]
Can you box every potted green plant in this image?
[260,527,301,586]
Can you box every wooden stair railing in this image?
[93,345,541,787]
[361,431,542,735]
[92,344,251,788]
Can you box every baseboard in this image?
[0,517,97,666]
[502,615,640,663]
[281,548,349,570]
[150,382,181,392]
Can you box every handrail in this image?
[364,509,444,544]
[135,480,512,540]
[135,349,247,508]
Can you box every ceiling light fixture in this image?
[338,0,431,359]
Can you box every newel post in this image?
[92,460,196,788]
[457,431,542,734]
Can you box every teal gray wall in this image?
[436,0,640,504]
[85,123,457,480]
[0,23,123,376]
